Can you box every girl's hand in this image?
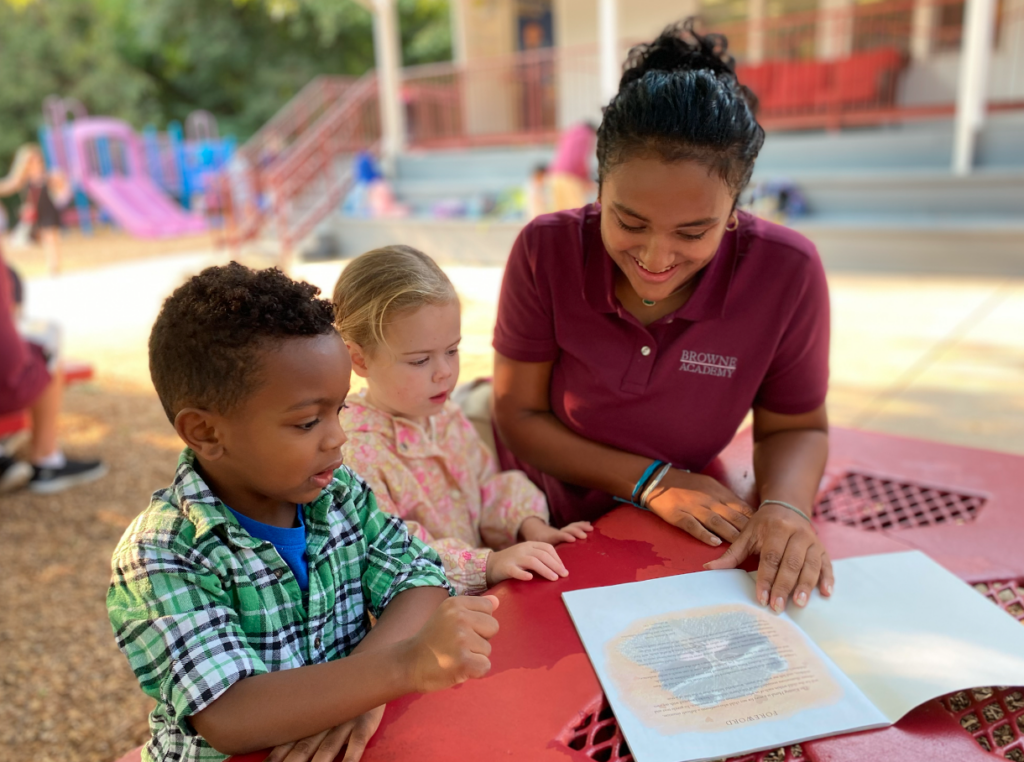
[704,503,834,611]
[644,469,753,545]
[264,704,385,762]
[485,541,568,585]
[519,516,593,544]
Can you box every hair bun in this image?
[620,18,736,90]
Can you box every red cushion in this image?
[735,63,774,106]
[769,60,832,112]
[828,47,905,106]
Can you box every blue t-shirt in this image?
[227,505,309,591]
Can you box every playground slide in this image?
[69,118,206,238]
[81,173,206,238]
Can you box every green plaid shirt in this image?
[107,449,450,762]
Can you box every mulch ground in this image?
[0,230,498,762]
[0,379,181,762]
[2,232,221,762]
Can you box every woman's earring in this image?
[725,213,739,232]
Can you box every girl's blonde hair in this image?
[332,245,457,353]
[0,144,44,197]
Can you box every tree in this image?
[0,0,453,214]
[0,0,158,219]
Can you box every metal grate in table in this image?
[940,578,1024,759]
[558,695,805,762]
[814,471,985,531]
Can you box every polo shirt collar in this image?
[582,203,743,322]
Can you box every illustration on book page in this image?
[605,603,842,735]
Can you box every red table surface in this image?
[222,426,1024,762]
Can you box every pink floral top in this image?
[341,393,550,594]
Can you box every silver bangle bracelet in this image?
[759,499,812,523]
[639,463,673,509]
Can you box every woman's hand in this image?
[519,516,593,544]
[704,503,834,611]
[644,469,753,545]
[264,704,385,762]
[485,541,568,585]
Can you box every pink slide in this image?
[69,118,206,238]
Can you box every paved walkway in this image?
[21,253,1024,456]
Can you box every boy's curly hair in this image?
[149,262,336,423]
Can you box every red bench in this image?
[0,360,95,440]
[736,47,906,120]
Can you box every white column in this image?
[450,0,468,64]
[816,0,855,61]
[599,0,619,105]
[748,0,767,64]
[373,0,406,174]
[952,0,997,175]
[910,0,937,61]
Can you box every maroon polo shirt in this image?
[0,248,50,416]
[493,205,830,526]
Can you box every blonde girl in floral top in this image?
[333,245,592,594]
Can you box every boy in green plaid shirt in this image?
[107,264,499,762]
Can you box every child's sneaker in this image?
[0,456,32,494]
[29,459,107,494]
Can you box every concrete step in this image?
[319,213,1024,276]
[385,117,1024,218]
[397,146,554,181]
[392,178,524,206]
[756,170,1024,217]
[755,113,1024,174]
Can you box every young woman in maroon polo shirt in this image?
[492,20,834,613]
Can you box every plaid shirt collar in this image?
[173,448,336,555]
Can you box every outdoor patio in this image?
[1,234,1022,762]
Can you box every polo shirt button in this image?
[314,636,322,649]
[641,346,652,356]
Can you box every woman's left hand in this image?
[264,705,385,762]
[703,503,833,612]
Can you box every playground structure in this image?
[38,97,234,238]
[218,75,381,262]
[214,0,1024,264]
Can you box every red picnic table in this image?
[179,426,1024,762]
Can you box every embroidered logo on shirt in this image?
[679,350,738,378]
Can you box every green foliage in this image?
[398,0,453,66]
[0,0,158,174]
[0,0,452,195]
[117,0,377,139]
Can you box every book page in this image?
[786,551,1024,724]
[606,603,842,734]
[564,571,887,762]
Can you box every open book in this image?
[562,551,1024,762]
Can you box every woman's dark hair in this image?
[596,18,765,197]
